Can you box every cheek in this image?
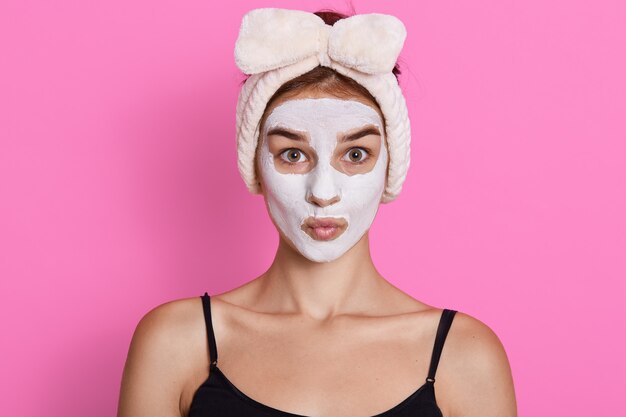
[345,160,387,208]
[341,177,384,208]
[259,152,308,205]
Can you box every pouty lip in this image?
[304,216,348,229]
[301,216,348,241]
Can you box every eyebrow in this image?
[266,125,381,143]
[266,127,308,142]
[339,125,381,143]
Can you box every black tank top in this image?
[189,292,457,417]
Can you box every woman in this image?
[117,8,517,417]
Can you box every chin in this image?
[283,239,341,263]
[300,250,343,264]
[294,236,360,263]
[276,220,367,263]
[277,232,344,263]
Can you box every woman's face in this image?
[256,91,388,263]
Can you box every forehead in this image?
[263,98,383,131]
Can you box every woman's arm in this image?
[441,312,517,417]
[117,303,190,417]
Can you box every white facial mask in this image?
[258,97,388,263]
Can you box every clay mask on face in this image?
[258,97,388,263]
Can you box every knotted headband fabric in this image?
[234,8,411,203]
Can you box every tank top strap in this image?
[426,308,457,384]
[200,292,218,367]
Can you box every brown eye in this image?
[279,149,308,164]
[343,147,369,163]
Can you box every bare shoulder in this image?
[444,311,510,368]
[437,311,517,417]
[134,296,204,344]
[117,296,207,417]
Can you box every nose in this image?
[306,162,341,208]
[307,193,340,208]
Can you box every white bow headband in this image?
[234,8,411,203]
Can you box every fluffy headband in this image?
[234,7,411,203]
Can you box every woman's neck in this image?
[254,232,389,320]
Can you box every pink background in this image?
[1,0,624,415]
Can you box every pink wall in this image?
[1,0,624,415]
